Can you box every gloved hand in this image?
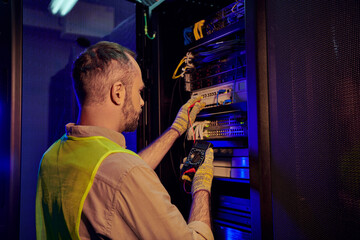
[191,148,214,197]
[171,96,206,136]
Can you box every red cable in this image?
[183,167,196,175]
[182,168,196,194]
[188,102,200,143]
[185,99,201,193]
[183,181,192,194]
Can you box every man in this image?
[36,41,214,239]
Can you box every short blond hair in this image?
[72,41,136,106]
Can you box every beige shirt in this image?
[65,124,213,240]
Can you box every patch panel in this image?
[209,118,245,127]
[187,113,247,140]
[204,126,247,139]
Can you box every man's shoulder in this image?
[94,151,151,188]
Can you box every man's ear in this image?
[111,81,125,105]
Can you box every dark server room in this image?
[1,0,359,239]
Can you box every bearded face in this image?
[122,86,142,132]
[120,56,145,133]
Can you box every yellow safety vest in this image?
[35,134,139,240]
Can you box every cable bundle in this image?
[187,121,211,141]
[193,20,205,41]
[172,52,195,79]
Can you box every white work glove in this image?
[191,148,214,197]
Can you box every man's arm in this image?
[138,128,179,169]
[115,163,213,239]
[187,148,214,230]
[188,191,211,228]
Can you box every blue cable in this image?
[223,99,232,105]
[217,89,226,106]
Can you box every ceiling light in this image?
[49,0,78,16]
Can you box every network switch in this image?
[191,79,247,108]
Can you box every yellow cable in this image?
[173,74,182,79]
[196,22,200,40]
[198,20,205,39]
[197,21,200,38]
[231,1,240,13]
[193,20,205,40]
[182,175,192,182]
[172,57,186,79]
[193,22,199,40]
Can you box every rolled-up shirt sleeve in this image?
[115,165,214,240]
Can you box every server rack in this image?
[136,0,360,239]
[136,1,268,239]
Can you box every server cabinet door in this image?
[267,1,360,239]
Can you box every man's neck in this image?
[77,105,124,133]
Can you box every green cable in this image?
[144,13,156,40]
